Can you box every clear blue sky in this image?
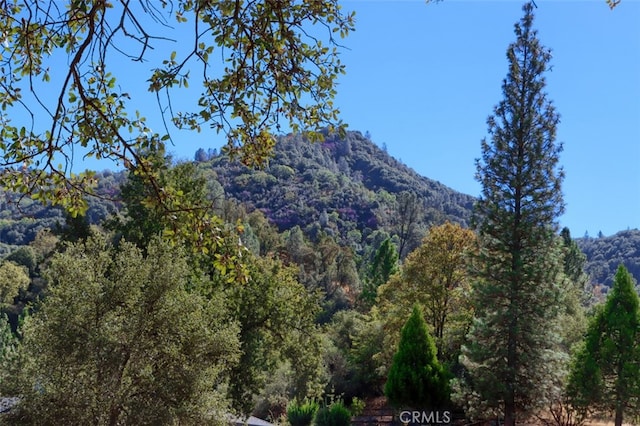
[330,0,640,238]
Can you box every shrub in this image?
[287,399,319,426]
[385,304,450,408]
[313,401,351,426]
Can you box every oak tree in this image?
[0,1,354,215]
[375,222,475,370]
[6,236,240,425]
[0,261,30,309]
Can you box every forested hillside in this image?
[2,130,638,290]
[0,170,123,256]
[1,128,638,424]
[206,130,475,257]
[577,229,640,288]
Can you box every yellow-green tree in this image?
[375,222,475,371]
[0,261,30,309]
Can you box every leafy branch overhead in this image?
[0,1,354,214]
[606,0,622,9]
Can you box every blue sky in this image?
[21,1,637,237]
[330,0,640,238]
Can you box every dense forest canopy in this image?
[0,132,637,424]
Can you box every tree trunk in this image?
[614,403,623,426]
[504,397,516,426]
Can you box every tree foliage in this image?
[384,305,450,409]
[375,222,475,371]
[567,265,640,426]
[225,254,324,413]
[557,228,590,351]
[0,313,17,389]
[322,310,384,401]
[209,131,474,247]
[0,261,29,309]
[577,229,640,289]
[110,153,250,283]
[5,236,239,425]
[606,0,622,9]
[403,222,475,360]
[457,4,567,424]
[392,191,424,258]
[359,237,398,310]
[0,0,354,214]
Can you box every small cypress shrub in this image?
[287,398,319,426]
[385,304,450,408]
[313,401,351,426]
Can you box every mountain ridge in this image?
[0,130,638,289]
[206,130,475,255]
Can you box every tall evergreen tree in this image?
[0,313,17,389]
[557,227,589,351]
[393,191,423,259]
[567,265,640,426]
[458,3,566,424]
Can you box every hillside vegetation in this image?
[577,229,640,288]
[1,131,638,289]
[207,130,474,257]
[0,129,638,424]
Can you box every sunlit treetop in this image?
[0,0,354,215]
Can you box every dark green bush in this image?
[287,399,319,426]
[313,401,351,426]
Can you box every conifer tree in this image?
[567,265,640,426]
[458,3,566,424]
[385,305,449,408]
[360,238,399,309]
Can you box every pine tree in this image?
[458,3,566,424]
[567,265,640,426]
[360,238,399,309]
[384,305,450,408]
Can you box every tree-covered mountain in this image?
[204,130,640,289]
[577,229,640,288]
[205,130,475,256]
[1,130,638,290]
[0,170,123,256]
